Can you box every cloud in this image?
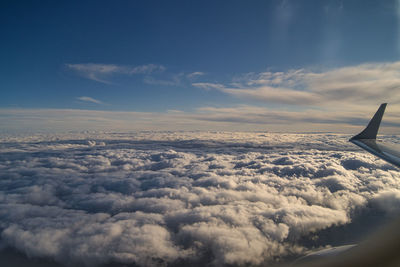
[66,63,165,83]
[222,86,321,105]
[0,132,400,266]
[143,73,184,86]
[143,71,205,86]
[130,64,166,74]
[186,72,205,79]
[66,63,123,83]
[192,82,225,90]
[2,104,400,133]
[67,63,202,87]
[194,61,400,109]
[60,61,400,132]
[77,96,104,105]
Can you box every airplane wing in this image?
[350,103,400,168]
[292,103,400,266]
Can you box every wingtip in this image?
[350,103,387,140]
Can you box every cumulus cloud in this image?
[1,132,400,266]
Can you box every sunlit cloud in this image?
[194,61,400,110]
[221,86,321,105]
[0,132,399,266]
[2,104,400,134]
[5,62,400,133]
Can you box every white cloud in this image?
[0,132,400,266]
[56,61,400,132]
[192,82,225,90]
[194,61,400,110]
[66,63,203,87]
[130,64,166,74]
[2,104,400,133]
[186,72,205,79]
[77,96,104,105]
[222,86,321,105]
[143,71,205,86]
[66,63,165,83]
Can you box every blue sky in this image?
[2,0,400,132]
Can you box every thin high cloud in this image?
[143,72,205,86]
[67,63,203,86]
[5,61,400,132]
[186,71,205,79]
[143,73,184,86]
[66,63,166,83]
[77,96,104,105]
[193,61,400,109]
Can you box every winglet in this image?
[350,103,387,140]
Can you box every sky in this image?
[2,0,400,132]
[3,2,400,266]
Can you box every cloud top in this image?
[1,132,400,266]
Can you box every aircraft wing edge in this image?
[349,103,400,168]
[350,103,386,141]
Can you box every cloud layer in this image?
[1,132,400,266]
[12,61,394,132]
[2,105,400,133]
[193,61,400,110]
